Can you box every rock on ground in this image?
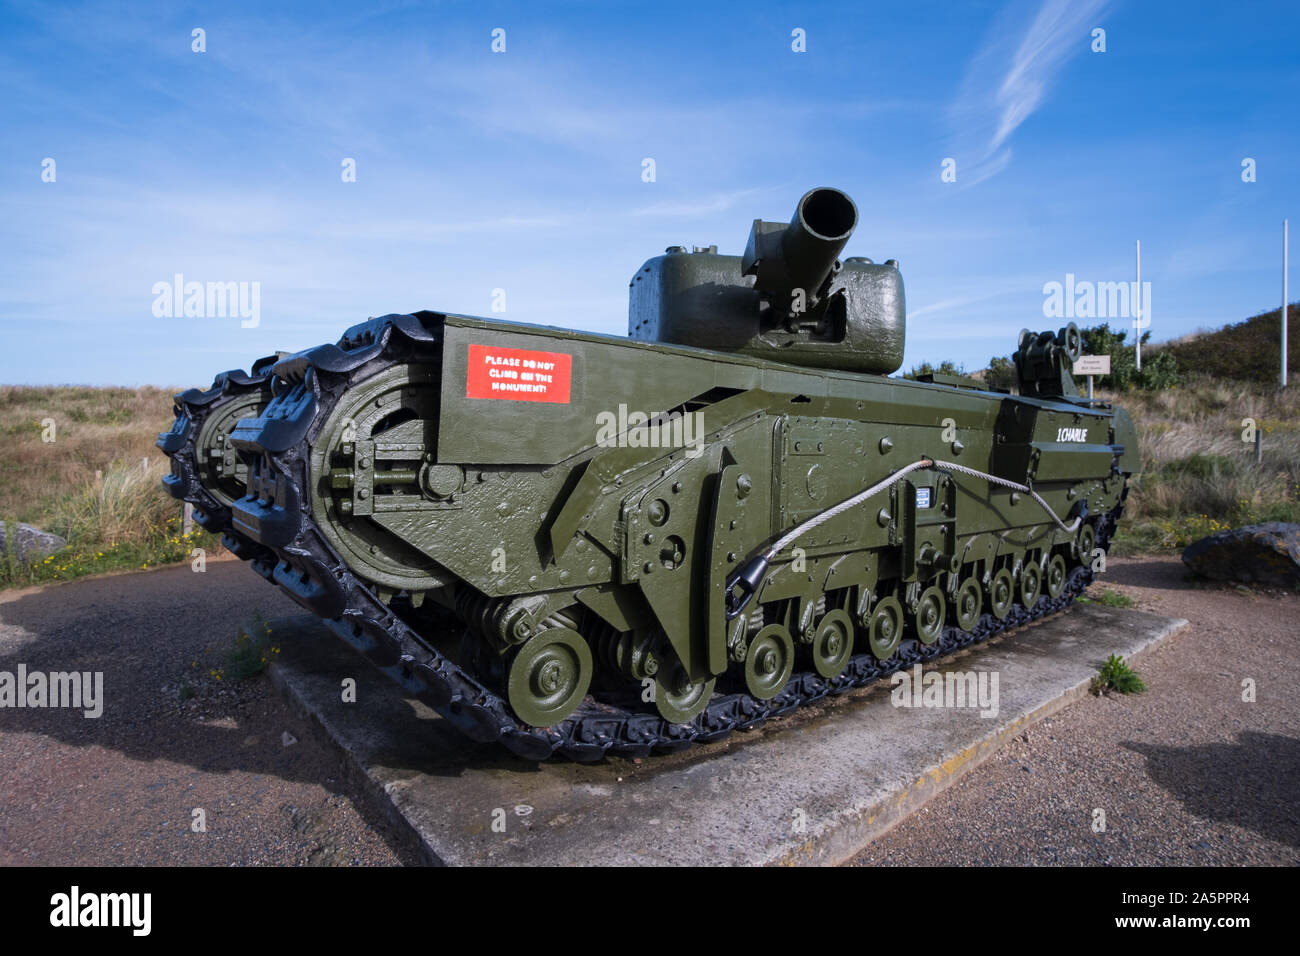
[1181,521,1300,588]
[0,521,67,565]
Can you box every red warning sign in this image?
[466,343,572,403]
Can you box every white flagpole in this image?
[1284,219,1289,388]
[1135,239,1142,372]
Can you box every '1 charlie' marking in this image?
[1057,427,1087,442]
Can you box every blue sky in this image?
[1,0,1296,386]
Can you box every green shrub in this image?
[1137,350,1182,390]
[985,356,1017,391]
[905,360,965,380]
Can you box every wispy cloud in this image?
[949,0,1110,185]
[631,189,760,219]
[907,290,1012,321]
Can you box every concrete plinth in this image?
[267,604,1186,866]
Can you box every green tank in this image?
[164,188,1137,761]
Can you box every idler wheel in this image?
[867,595,904,660]
[988,568,1015,620]
[506,627,592,728]
[952,576,983,631]
[744,623,794,698]
[811,609,855,678]
[1045,552,1068,599]
[307,362,444,593]
[654,661,716,724]
[913,586,946,646]
[1020,560,1043,609]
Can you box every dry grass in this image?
[0,386,218,585]
[1104,373,1300,552]
[0,386,174,525]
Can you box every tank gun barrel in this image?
[742,187,859,299]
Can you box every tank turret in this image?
[628,187,905,374]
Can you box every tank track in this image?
[157,357,277,560]
[231,316,1124,762]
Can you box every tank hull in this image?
[207,310,1133,759]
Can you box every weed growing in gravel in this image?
[1090,654,1146,696]
[224,614,281,681]
[1086,589,1135,608]
[1081,590,1133,606]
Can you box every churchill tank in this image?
[159,187,1137,761]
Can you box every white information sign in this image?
[1074,354,1111,376]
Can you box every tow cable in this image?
[724,458,1088,619]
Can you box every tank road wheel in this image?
[506,627,592,728]
[868,595,904,660]
[952,576,983,631]
[1045,553,1068,599]
[988,568,1015,620]
[1076,523,1096,566]
[913,586,946,646]
[1020,561,1043,609]
[811,610,855,678]
[655,662,716,725]
[745,623,795,699]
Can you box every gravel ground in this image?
[0,558,418,865]
[851,554,1299,866]
[2,552,1295,867]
